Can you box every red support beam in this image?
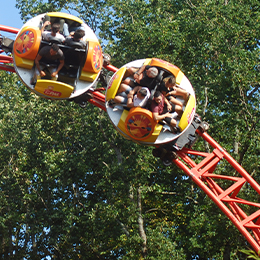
[173,128,260,254]
[0,54,13,63]
[89,90,106,111]
[197,130,260,194]
[103,63,118,73]
[0,25,19,34]
[0,64,15,73]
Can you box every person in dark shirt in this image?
[31,43,65,84]
[158,76,189,116]
[117,65,158,95]
[64,29,86,49]
[159,76,189,103]
[131,65,158,89]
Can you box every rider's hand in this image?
[51,71,58,77]
[40,70,46,77]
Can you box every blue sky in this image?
[0,0,23,39]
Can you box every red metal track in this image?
[88,89,106,111]
[174,128,260,253]
[0,25,19,34]
[0,25,18,73]
[1,23,260,254]
[103,63,118,73]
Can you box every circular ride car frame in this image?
[12,12,103,100]
[106,58,196,146]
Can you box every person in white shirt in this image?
[108,86,150,108]
[41,21,65,43]
[127,87,150,108]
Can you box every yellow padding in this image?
[117,107,163,144]
[143,58,152,66]
[106,66,127,101]
[79,71,98,82]
[124,107,160,142]
[34,79,74,99]
[176,71,184,85]
[13,27,42,60]
[14,56,34,69]
[144,123,163,143]
[178,95,196,132]
[117,109,129,134]
[82,41,103,73]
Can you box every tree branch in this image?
[159,191,198,204]
[137,186,147,258]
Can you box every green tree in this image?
[1,0,259,259]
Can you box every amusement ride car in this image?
[105,58,196,146]
[11,12,103,100]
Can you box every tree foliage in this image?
[0,0,259,259]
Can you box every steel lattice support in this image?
[173,128,260,254]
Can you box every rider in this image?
[159,76,189,117]
[109,86,150,108]
[41,21,65,43]
[64,29,86,49]
[31,43,65,85]
[116,65,158,95]
[151,91,180,133]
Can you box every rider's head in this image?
[147,67,158,78]
[50,43,60,55]
[137,88,148,99]
[73,29,85,41]
[51,23,60,34]
[154,91,163,104]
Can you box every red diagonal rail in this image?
[174,128,260,254]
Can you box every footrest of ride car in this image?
[34,79,74,99]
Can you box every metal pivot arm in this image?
[0,52,14,72]
[0,25,19,73]
[84,63,118,110]
[86,89,106,111]
[173,128,260,254]
[74,63,118,109]
[0,25,19,34]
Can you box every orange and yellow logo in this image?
[15,30,35,54]
[126,114,152,139]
